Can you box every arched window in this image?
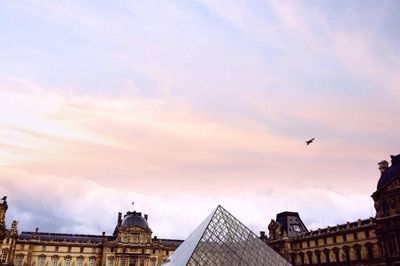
[353,245,361,260]
[16,254,24,266]
[315,250,321,264]
[77,256,83,266]
[324,249,330,263]
[299,252,305,265]
[52,256,58,266]
[108,257,114,266]
[38,255,46,266]
[306,251,313,265]
[343,246,350,262]
[365,243,373,259]
[65,256,71,266]
[89,257,95,266]
[333,248,340,262]
[290,253,296,265]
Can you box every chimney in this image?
[35,227,39,233]
[118,212,122,226]
[260,231,265,238]
[378,160,389,175]
[144,214,148,221]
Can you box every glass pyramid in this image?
[163,205,292,266]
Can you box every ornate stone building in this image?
[262,154,400,265]
[1,154,400,266]
[0,202,182,266]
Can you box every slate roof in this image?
[120,211,149,230]
[155,238,183,247]
[18,232,110,243]
[377,154,400,190]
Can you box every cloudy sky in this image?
[0,0,399,239]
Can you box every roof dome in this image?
[377,154,400,190]
[120,211,149,229]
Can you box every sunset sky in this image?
[1,0,400,239]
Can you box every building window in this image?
[299,253,305,265]
[65,257,71,266]
[333,236,337,243]
[365,230,370,238]
[334,249,340,262]
[150,259,156,266]
[42,245,46,252]
[354,232,358,240]
[324,250,330,263]
[52,256,58,266]
[355,247,361,260]
[6,238,10,244]
[306,252,312,265]
[1,250,7,263]
[17,255,24,266]
[78,257,83,266]
[307,241,310,247]
[108,257,114,266]
[344,249,350,262]
[315,251,321,264]
[290,253,296,264]
[367,245,373,259]
[315,240,318,246]
[324,238,327,245]
[90,257,95,266]
[120,257,125,266]
[343,234,347,241]
[292,224,301,232]
[39,256,45,266]
[80,247,84,253]
[68,246,71,253]
[152,249,156,255]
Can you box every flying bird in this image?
[306,138,315,145]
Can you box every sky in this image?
[0,0,400,239]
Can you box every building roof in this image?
[120,211,149,230]
[276,211,308,238]
[18,232,110,243]
[377,154,400,190]
[155,238,184,247]
[294,217,375,239]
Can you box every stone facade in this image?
[0,202,182,266]
[2,154,400,266]
[262,154,400,265]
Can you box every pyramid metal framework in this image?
[163,205,292,266]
